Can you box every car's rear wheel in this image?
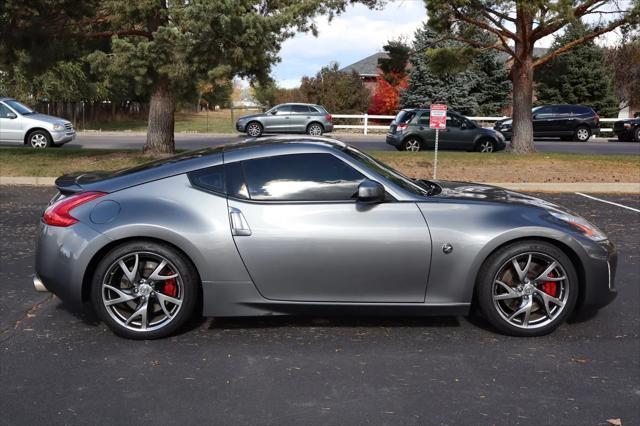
[91,241,198,339]
[635,127,640,142]
[476,139,495,153]
[307,122,324,136]
[402,137,422,152]
[574,126,591,142]
[246,121,263,137]
[28,130,51,148]
[476,240,578,337]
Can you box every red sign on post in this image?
[429,104,447,129]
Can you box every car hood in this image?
[431,180,569,212]
[23,113,71,125]
[237,113,265,121]
[494,118,512,126]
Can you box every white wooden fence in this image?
[332,114,618,136]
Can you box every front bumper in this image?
[494,127,512,140]
[235,121,247,132]
[578,239,617,310]
[51,130,76,144]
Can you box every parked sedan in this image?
[34,137,616,339]
[386,109,506,152]
[494,104,600,142]
[613,111,640,142]
[235,103,333,137]
[0,97,76,148]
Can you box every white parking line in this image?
[575,192,640,213]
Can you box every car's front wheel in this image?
[28,130,51,148]
[574,126,591,142]
[476,139,496,153]
[246,121,263,137]
[476,240,578,336]
[91,241,199,339]
[635,127,640,142]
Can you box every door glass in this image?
[242,153,365,201]
[291,105,310,114]
[274,105,293,115]
[417,114,429,126]
[446,114,463,127]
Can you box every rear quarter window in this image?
[189,165,225,194]
[395,110,416,124]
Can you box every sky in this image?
[271,1,427,88]
[268,0,630,89]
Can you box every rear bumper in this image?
[386,133,401,147]
[324,123,334,133]
[34,221,112,309]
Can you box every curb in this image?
[1,176,638,193]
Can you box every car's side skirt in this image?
[202,281,470,317]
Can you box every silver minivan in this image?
[235,103,333,137]
[0,98,76,148]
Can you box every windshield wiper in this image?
[413,179,438,196]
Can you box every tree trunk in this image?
[510,56,535,153]
[144,77,176,154]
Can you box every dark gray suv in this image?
[386,109,507,153]
[236,103,333,137]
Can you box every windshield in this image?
[342,146,431,196]
[4,100,34,115]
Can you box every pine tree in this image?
[401,25,511,116]
[535,21,619,117]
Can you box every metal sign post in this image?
[429,104,447,180]
[433,128,439,179]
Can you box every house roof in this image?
[339,52,388,77]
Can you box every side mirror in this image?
[532,114,538,120]
[461,122,468,129]
[271,110,278,115]
[6,112,17,119]
[357,179,385,204]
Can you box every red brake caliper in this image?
[541,272,557,297]
[163,269,177,297]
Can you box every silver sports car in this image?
[34,137,617,339]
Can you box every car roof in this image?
[0,97,15,102]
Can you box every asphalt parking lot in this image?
[1,187,638,426]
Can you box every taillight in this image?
[43,192,106,227]
[325,114,332,122]
[397,123,409,131]
[594,114,600,125]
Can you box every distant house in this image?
[339,52,389,94]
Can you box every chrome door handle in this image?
[228,207,252,236]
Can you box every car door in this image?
[414,112,436,148]
[224,152,431,303]
[532,106,556,136]
[0,102,22,142]
[290,105,312,132]
[438,113,470,150]
[262,105,293,132]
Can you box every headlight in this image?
[53,123,65,131]
[549,211,607,241]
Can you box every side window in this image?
[447,114,463,127]
[534,106,554,116]
[275,105,292,115]
[0,103,12,118]
[189,165,225,194]
[241,153,366,201]
[557,105,574,114]
[418,114,430,126]
[292,105,310,114]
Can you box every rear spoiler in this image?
[54,172,112,195]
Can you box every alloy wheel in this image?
[246,123,262,137]
[30,133,49,148]
[479,140,495,153]
[308,123,323,136]
[576,128,590,141]
[491,252,570,329]
[101,252,184,332]
[404,139,421,152]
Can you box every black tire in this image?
[635,127,640,143]
[27,130,51,148]
[401,137,422,152]
[573,126,591,142]
[476,138,496,153]
[306,122,324,136]
[617,135,631,142]
[90,240,199,340]
[476,240,579,337]
[245,121,263,137]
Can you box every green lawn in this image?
[84,110,256,133]
[1,147,638,183]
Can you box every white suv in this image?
[0,98,76,148]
